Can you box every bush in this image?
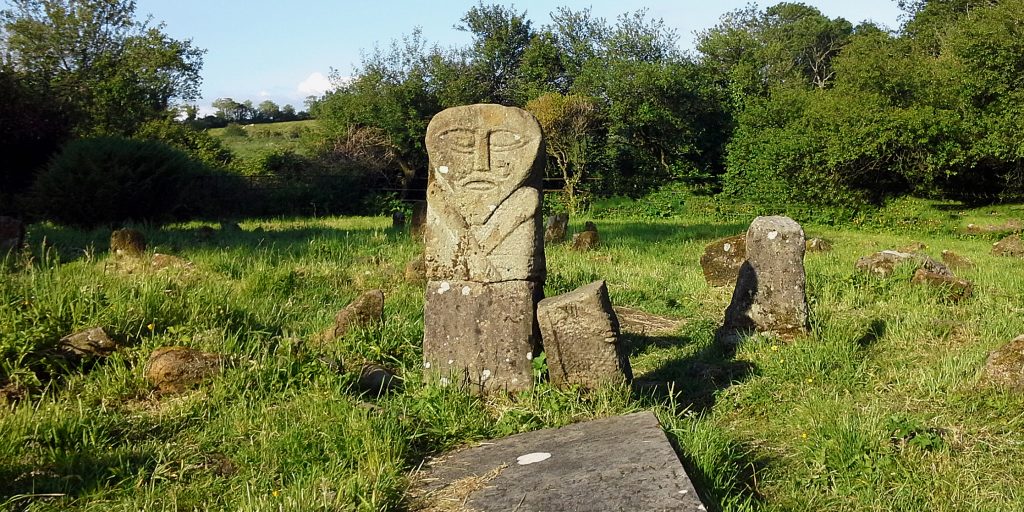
[223,123,247,137]
[29,137,207,227]
[133,119,234,169]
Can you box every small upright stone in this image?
[721,216,809,341]
[571,222,599,251]
[110,228,146,257]
[911,268,973,302]
[805,237,832,253]
[941,249,974,270]
[537,280,632,389]
[700,234,746,287]
[992,234,1024,257]
[544,213,569,243]
[0,216,25,255]
[855,250,952,277]
[392,211,406,228]
[322,289,384,341]
[410,200,428,240]
[404,254,426,283]
[145,346,224,393]
[983,335,1024,389]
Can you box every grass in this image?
[207,120,320,159]
[1,197,1023,510]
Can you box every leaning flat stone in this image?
[700,234,746,287]
[941,250,974,270]
[983,335,1024,389]
[992,234,1024,257]
[537,281,632,389]
[423,280,538,394]
[411,411,705,512]
[911,268,973,302]
[320,289,385,341]
[58,327,117,358]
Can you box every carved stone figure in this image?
[422,104,546,394]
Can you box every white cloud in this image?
[258,90,271,98]
[297,72,332,97]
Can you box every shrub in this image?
[223,123,247,137]
[29,137,207,227]
[133,119,234,169]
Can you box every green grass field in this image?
[208,120,320,159]
[2,198,1023,511]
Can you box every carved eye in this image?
[489,129,529,151]
[438,128,475,154]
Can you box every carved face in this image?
[426,105,542,225]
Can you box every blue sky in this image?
[133,1,905,114]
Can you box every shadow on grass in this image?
[581,221,749,246]
[0,448,155,509]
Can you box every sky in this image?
[133,0,906,115]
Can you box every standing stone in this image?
[404,254,426,283]
[320,289,385,341]
[700,234,746,287]
[410,200,428,240]
[537,280,631,388]
[571,222,600,251]
[721,216,809,342]
[422,104,545,394]
[110,228,146,257]
[391,210,406,228]
[544,213,569,244]
[0,216,25,255]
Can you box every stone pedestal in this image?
[722,215,809,341]
[537,280,631,388]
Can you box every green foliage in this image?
[28,137,206,227]
[133,119,234,169]
[222,123,247,137]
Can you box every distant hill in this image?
[208,120,320,158]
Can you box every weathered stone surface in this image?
[321,290,384,341]
[722,216,809,341]
[144,346,223,393]
[983,335,1024,389]
[412,411,705,512]
[898,241,928,253]
[966,220,1022,235]
[58,327,117,358]
[0,216,25,255]
[911,268,973,302]
[544,213,569,244]
[941,249,974,270]
[805,237,832,253]
[392,210,406,228]
[423,104,545,283]
[422,104,546,395]
[423,280,539,393]
[614,306,685,336]
[537,281,632,389]
[410,200,427,240]
[404,254,426,283]
[855,250,953,278]
[357,363,400,395]
[992,234,1024,257]
[571,229,600,251]
[701,234,746,287]
[110,228,146,257]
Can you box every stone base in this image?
[423,280,540,394]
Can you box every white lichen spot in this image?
[516,452,551,465]
[526,352,533,361]
[437,165,449,174]
[679,490,689,495]
[487,204,496,211]
[505,358,510,363]
[767,230,779,240]
[461,286,471,296]
[481,369,492,381]
[514,134,522,141]
[437,281,451,294]
[723,243,732,252]
[423,361,431,369]
[448,359,454,365]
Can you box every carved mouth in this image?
[463,179,497,191]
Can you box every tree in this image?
[1,0,204,136]
[526,93,602,214]
[456,2,534,104]
[257,100,280,122]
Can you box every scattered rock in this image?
[805,237,832,252]
[392,211,406,228]
[855,250,953,277]
[571,230,599,251]
[941,249,974,270]
[410,200,427,240]
[144,346,224,393]
[700,234,746,287]
[898,241,927,253]
[0,216,25,255]
[721,216,809,342]
[404,255,426,283]
[151,253,192,271]
[911,268,973,302]
[992,234,1024,257]
[965,220,1022,235]
[0,381,28,403]
[219,221,242,232]
[537,280,632,389]
[110,228,146,257]
[58,327,117,359]
[613,306,685,336]
[320,289,385,341]
[357,363,400,395]
[983,335,1024,389]
[544,213,569,244]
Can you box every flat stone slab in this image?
[412,411,705,511]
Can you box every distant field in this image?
[2,198,1024,510]
[208,120,321,158]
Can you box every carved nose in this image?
[473,132,490,172]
